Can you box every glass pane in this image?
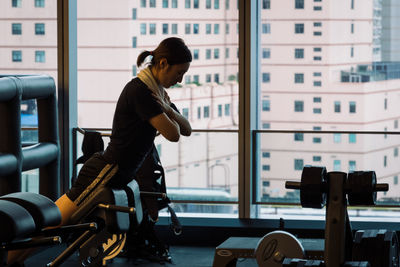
[255,131,400,221]
[77,1,238,130]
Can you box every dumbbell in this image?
[285,166,388,208]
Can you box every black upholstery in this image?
[0,154,17,176]
[0,192,61,231]
[0,200,35,243]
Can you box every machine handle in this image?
[97,204,135,214]
[285,181,301,190]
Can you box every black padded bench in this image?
[0,192,62,266]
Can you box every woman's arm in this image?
[149,113,180,142]
[152,93,192,136]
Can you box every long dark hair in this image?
[137,37,192,68]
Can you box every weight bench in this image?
[0,192,63,267]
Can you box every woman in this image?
[9,37,192,265]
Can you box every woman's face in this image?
[158,60,190,88]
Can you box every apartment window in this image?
[384,155,387,167]
[185,23,191,34]
[194,0,200,8]
[149,0,156,7]
[149,23,156,34]
[295,23,304,34]
[349,161,356,172]
[140,0,146,7]
[35,0,45,7]
[313,126,321,131]
[262,73,270,83]
[214,48,220,59]
[262,48,271,59]
[206,0,211,8]
[172,0,178,8]
[395,120,398,129]
[351,0,354,9]
[314,6,322,10]
[314,47,322,52]
[12,23,22,35]
[262,123,270,129]
[349,101,356,113]
[314,22,322,27]
[313,97,321,103]
[204,106,210,118]
[314,56,322,61]
[132,8,137,19]
[334,101,341,113]
[214,24,220,34]
[193,49,199,60]
[132,65,137,76]
[185,76,191,84]
[217,104,223,117]
[225,48,229,58]
[262,100,270,111]
[225,0,229,9]
[395,176,399,185]
[313,156,321,162]
[163,0,169,8]
[185,0,190,8]
[350,47,354,57]
[295,48,304,59]
[225,23,230,34]
[206,49,211,59]
[294,101,304,112]
[333,160,341,171]
[294,73,304,83]
[214,0,220,9]
[349,134,356,143]
[206,74,211,83]
[294,159,304,171]
[313,137,321,143]
[140,23,146,34]
[262,23,271,34]
[295,0,304,9]
[351,23,354,33]
[12,0,21,7]
[182,108,189,119]
[262,165,270,171]
[193,75,199,84]
[172,24,178,34]
[12,50,22,62]
[384,98,387,110]
[224,103,230,116]
[161,24,168,34]
[294,133,304,141]
[262,152,270,158]
[214,74,220,83]
[35,50,46,63]
[394,148,398,157]
[263,0,270,9]
[193,24,199,34]
[334,133,341,143]
[206,24,212,34]
[313,108,321,114]
[197,107,201,119]
[132,37,137,48]
[313,81,322,86]
[313,72,322,77]
[35,23,45,35]
[314,31,322,36]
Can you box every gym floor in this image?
[25,244,258,266]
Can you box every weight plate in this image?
[255,230,305,267]
[300,166,327,208]
[348,171,377,205]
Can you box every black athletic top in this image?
[103,78,163,178]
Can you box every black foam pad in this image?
[0,199,35,243]
[1,192,61,231]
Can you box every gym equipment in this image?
[213,165,397,267]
